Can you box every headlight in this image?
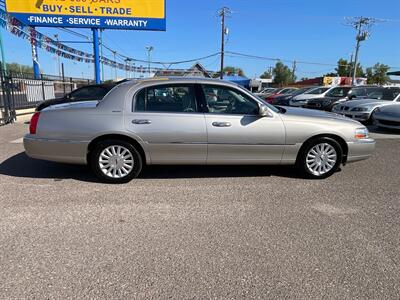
[351,107,369,112]
[355,128,369,139]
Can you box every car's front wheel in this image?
[90,140,143,183]
[297,137,343,179]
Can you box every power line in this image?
[225,51,348,67]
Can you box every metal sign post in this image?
[92,28,101,84]
[30,27,40,79]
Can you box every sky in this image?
[1,0,400,80]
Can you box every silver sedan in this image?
[373,104,400,130]
[332,87,400,123]
[24,78,375,183]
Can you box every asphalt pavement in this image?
[0,123,399,299]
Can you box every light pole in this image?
[112,51,117,80]
[145,46,153,77]
[125,58,132,78]
[54,34,62,77]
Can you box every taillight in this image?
[29,112,40,134]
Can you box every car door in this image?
[125,83,207,164]
[200,84,286,164]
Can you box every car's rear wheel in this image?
[90,140,142,183]
[297,137,342,179]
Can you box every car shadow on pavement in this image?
[0,152,303,182]
[0,152,98,183]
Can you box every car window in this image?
[306,87,330,95]
[348,88,367,97]
[292,87,312,96]
[134,85,198,113]
[370,88,400,101]
[70,86,108,100]
[366,87,384,97]
[202,85,259,115]
[326,87,351,97]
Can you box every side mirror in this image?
[259,104,271,117]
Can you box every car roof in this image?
[118,77,244,89]
[97,77,248,111]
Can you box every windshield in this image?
[291,87,312,96]
[369,88,400,101]
[325,87,351,97]
[261,88,275,93]
[306,87,330,95]
[280,88,296,94]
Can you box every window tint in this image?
[306,88,329,95]
[70,86,108,100]
[134,85,198,113]
[348,88,366,97]
[202,85,259,115]
[369,88,400,101]
[326,87,351,97]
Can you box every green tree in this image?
[272,62,295,85]
[366,63,390,85]
[6,62,34,74]
[260,69,272,79]
[324,58,365,78]
[223,66,245,76]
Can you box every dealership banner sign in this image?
[5,0,166,30]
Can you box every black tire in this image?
[297,137,343,179]
[90,139,143,183]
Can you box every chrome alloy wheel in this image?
[99,145,134,178]
[306,143,337,176]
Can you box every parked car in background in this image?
[289,86,332,107]
[332,87,400,123]
[372,104,400,130]
[36,81,126,111]
[254,87,277,98]
[24,78,375,183]
[270,86,316,106]
[265,87,298,103]
[304,86,384,111]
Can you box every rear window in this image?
[134,84,198,113]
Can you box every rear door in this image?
[200,84,286,164]
[125,83,207,164]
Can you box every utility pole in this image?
[218,7,231,79]
[125,58,131,78]
[145,46,154,77]
[348,53,354,78]
[54,34,62,77]
[112,50,117,80]
[292,60,297,83]
[345,16,379,85]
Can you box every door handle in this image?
[212,121,231,127]
[132,119,151,125]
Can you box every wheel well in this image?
[296,134,349,164]
[87,134,147,164]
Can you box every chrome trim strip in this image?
[24,136,90,144]
[165,142,291,146]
